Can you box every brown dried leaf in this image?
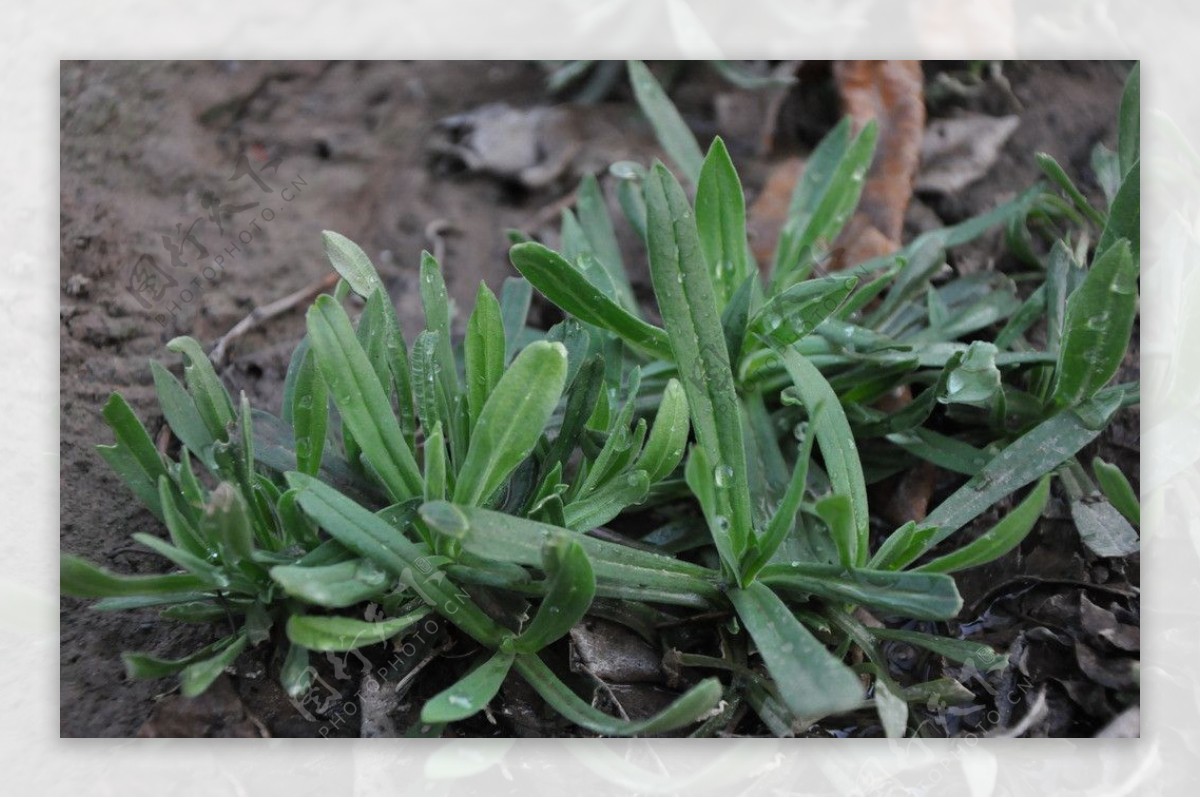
[830,60,926,270]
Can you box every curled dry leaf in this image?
[917,113,1021,195]
[830,60,926,270]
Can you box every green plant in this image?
[62,62,1139,737]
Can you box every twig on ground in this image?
[209,272,339,367]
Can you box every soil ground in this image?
[60,60,1136,737]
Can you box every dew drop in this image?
[447,695,472,709]
[714,515,730,532]
[297,395,314,410]
[713,465,733,488]
[1085,312,1111,330]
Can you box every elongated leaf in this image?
[922,388,1123,549]
[727,581,863,718]
[576,173,635,310]
[96,393,169,518]
[167,336,234,441]
[1098,160,1139,263]
[1093,457,1140,526]
[920,475,1052,573]
[131,533,226,587]
[419,501,720,606]
[286,473,505,646]
[499,277,532,364]
[645,161,753,570]
[1052,239,1137,407]
[1036,152,1106,227]
[270,559,392,608]
[760,563,962,620]
[157,477,207,557]
[286,607,429,652]
[291,344,328,476]
[423,422,447,502]
[419,251,460,397]
[422,650,515,724]
[815,494,856,569]
[122,637,238,680]
[512,535,595,652]
[627,60,704,185]
[771,344,870,565]
[61,555,210,598]
[510,243,672,360]
[749,275,857,347]
[564,469,650,531]
[773,119,877,285]
[870,627,1007,672]
[634,378,690,484]
[514,652,721,736]
[1118,63,1140,178]
[868,521,939,571]
[307,294,423,501]
[322,230,384,298]
[149,362,215,470]
[465,282,505,430]
[695,137,751,301]
[453,341,567,507]
[180,633,249,698]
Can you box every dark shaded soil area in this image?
[60,60,1136,737]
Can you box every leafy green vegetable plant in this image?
[62,62,1139,738]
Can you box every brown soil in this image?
[60,60,1135,737]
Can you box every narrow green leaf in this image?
[918,475,1052,573]
[1036,152,1107,227]
[97,393,170,518]
[180,633,249,697]
[131,533,226,587]
[627,60,704,185]
[921,388,1123,551]
[499,277,532,364]
[419,251,460,397]
[512,535,595,652]
[1097,160,1140,263]
[727,582,863,719]
[453,341,568,507]
[424,423,447,502]
[645,161,753,570]
[510,243,673,360]
[281,643,312,698]
[419,501,720,606]
[514,652,722,735]
[875,679,908,739]
[1118,63,1140,178]
[166,336,235,441]
[749,275,858,347]
[1052,239,1137,407]
[271,559,391,608]
[563,469,650,531]
[421,650,516,724]
[465,283,505,431]
[291,344,328,476]
[61,555,210,598]
[760,563,963,620]
[122,637,237,680]
[773,119,877,286]
[306,294,423,501]
[815,494,856,569]
[770,345,870,565]
[576,173,635,310]
[149,362,215,470]
[695,137,750,301]
[322,230,384,298]
[286,608,430,652]
[635,378,690,484]
[1093,457,1140,526]
[870,627,1007,672]
[868,521,939,571]
[286,473,505,646]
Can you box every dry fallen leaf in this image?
[917,113,1021,194]
[830,60,926,270]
